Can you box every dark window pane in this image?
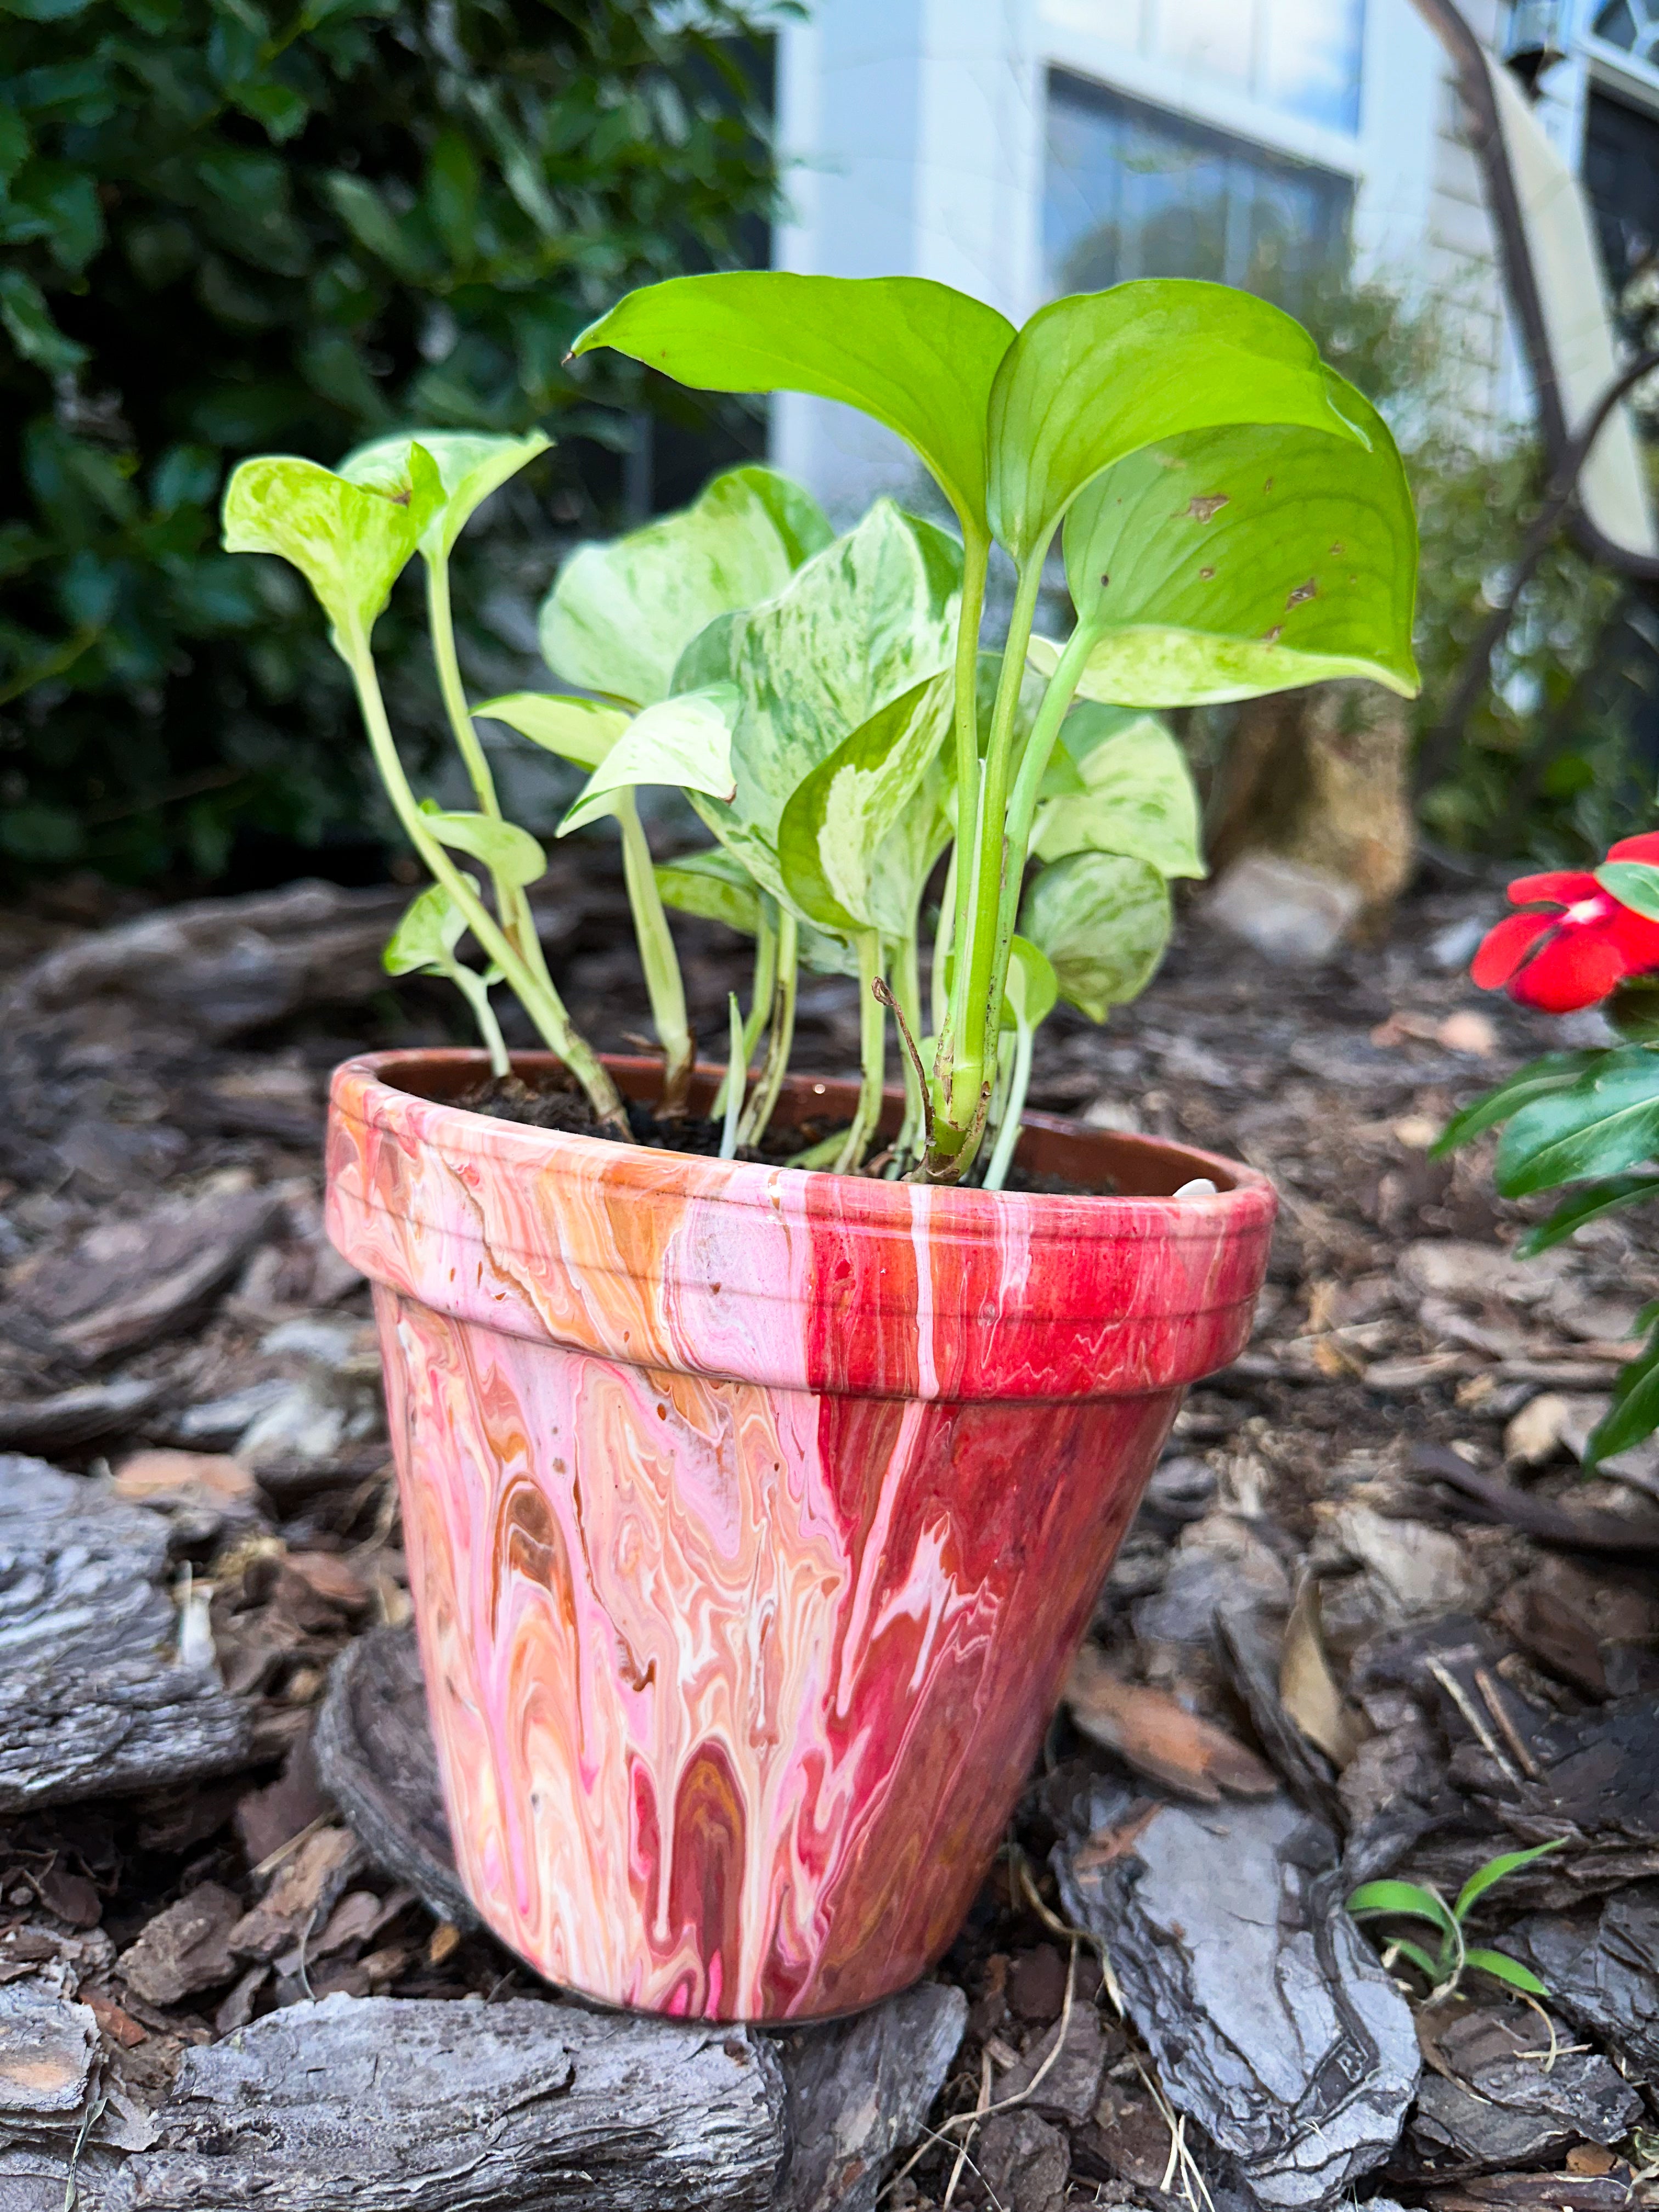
[1043,71,1353,317]
[1592,0,1640,50]
[1583,88,1659,296]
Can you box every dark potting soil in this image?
[449,1070,1111,1193]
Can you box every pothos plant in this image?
[1444,830,1659,1460]
[222,272,1420,1186]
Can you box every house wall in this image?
[771,0,1520,513]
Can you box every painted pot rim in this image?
[334,1046,1274,1229]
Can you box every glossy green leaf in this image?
[1454,1838,1564,1920]
[1041,384,1418,706]
[1432,1051,1599,1156]
[383,880,467,976]
[1496,1047,1659,1195]
[221,446,442,646]
[1516,1174,1659,1256]
[473,691,628,771]
[0,267,87,371]
[777,672,954,935]
[538,464,832,709]
[341,428,550,559]
[558,685,738,836]
[655,845,761,936]
[1345,1881,1459,1939]
[1585,1308,1659,1468]
[986,279,1369,564]
[422,807,545,888]
[1464,1949,1550,1996]
[1030,708,1204,879]
[573,272,1015,533]
[1597,859,1659,923]
[676,500,962,908]
[1386,1936,1449,1984]
[1018,851,1171,1023]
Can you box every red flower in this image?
[1472,832,1659,1012]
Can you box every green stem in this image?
[834,932,885,1175]
[983,1017,1034,1192]
[719,993,745,1159]
[445,960,511,1078]
[737,905,797,1148]
[345,636,626,1128]
[715,896,777,1118]
[948,527,990,972]
[616,793,693,1113]
[930,842,957,1037]
[940,544,1051,1154]
[893,926,925,1165]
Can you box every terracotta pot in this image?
[325,1049,1275,2022]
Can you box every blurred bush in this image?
[0,0,782,884]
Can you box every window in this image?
[1591,0,1659,67]
[1044,72,1354,314]
[1583,89,1659,295]
[1145,0,1367,134]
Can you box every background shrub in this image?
[0,0,782,885]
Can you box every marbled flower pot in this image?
[325,1047,1276,2023]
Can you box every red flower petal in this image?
[1510,928,1628,1012]
[1603,905,1659,969]
[1472,910,1555,989]
[1608,831,1659,866]
[1506,869,1596,907]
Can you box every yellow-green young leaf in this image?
[1044,380,1418,707]
[1464,1949,1550,1997]
[424,809,545,888]
[573,272,1015,534]
[1003,935,1059,1030]
[988,279,1369,565]
[656,847,762,936]
[221,447,443,647]
[540,465,833,709]
[1029,706,1204,879]
[473,692,629,770]
[1018,851,1171,1023]
[1453,1838,1564,1920]
[341,430,550,560]
[382,881,468,977]
[558,686,738,836]
[776,671,954,935]
[676,500,962,907]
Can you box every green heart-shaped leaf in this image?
[558,686,740,835]
[341,429,551,560]
[539,464,833,709]
[221,445,443,647]
[1031,707,1203,879]
[776,671,954,935]
[988,280,1368,563]
[573,272,1014,534]
[383,880,469,977]
[473,692,630,770]
[423,808,546,888]
[1018,849,1171,1022]
[655,846,763,935]
[675,499,962,907]
[1037,380,1417,706]
[1003,935,1059,1031]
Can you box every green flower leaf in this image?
[472,691,629,771]
[655,846,762,936]
[1431,1051,1599,1156]
[986,279,1369,565]
[1516,1174,1659,1256]
[1029,706,1204,879]
[341,428,551,560]
[1018,850,1171,1023]
[1496,1046,1659,1196]
[558,685,738,836]
[1585,1310,1659,1469]
[423,808,545,888]
[776,670,955,935]
[1596,858,1659,923]
[675,500,962,908]
[572,272,1015,534]
[1045,382,1418,706]
[539,463,832,709]
[221,445,443,648]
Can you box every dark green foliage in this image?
[0,0,782,881]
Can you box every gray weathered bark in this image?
[0,1458,250,1811]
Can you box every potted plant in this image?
[223,271,1418,2022]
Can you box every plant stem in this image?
[715,895,777,1118]
[719,992,744,1159]
[893,927,925,1165]
[738,905,797,1147]
[948,528,990,973]
[983,1016,1034,1192]
[616,793,694,1113]
[345,637,626,1128]
[938,543,1051,1162]
[834,932,886,1175]
[447,961,511,1077]
[930,842,957,1036]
